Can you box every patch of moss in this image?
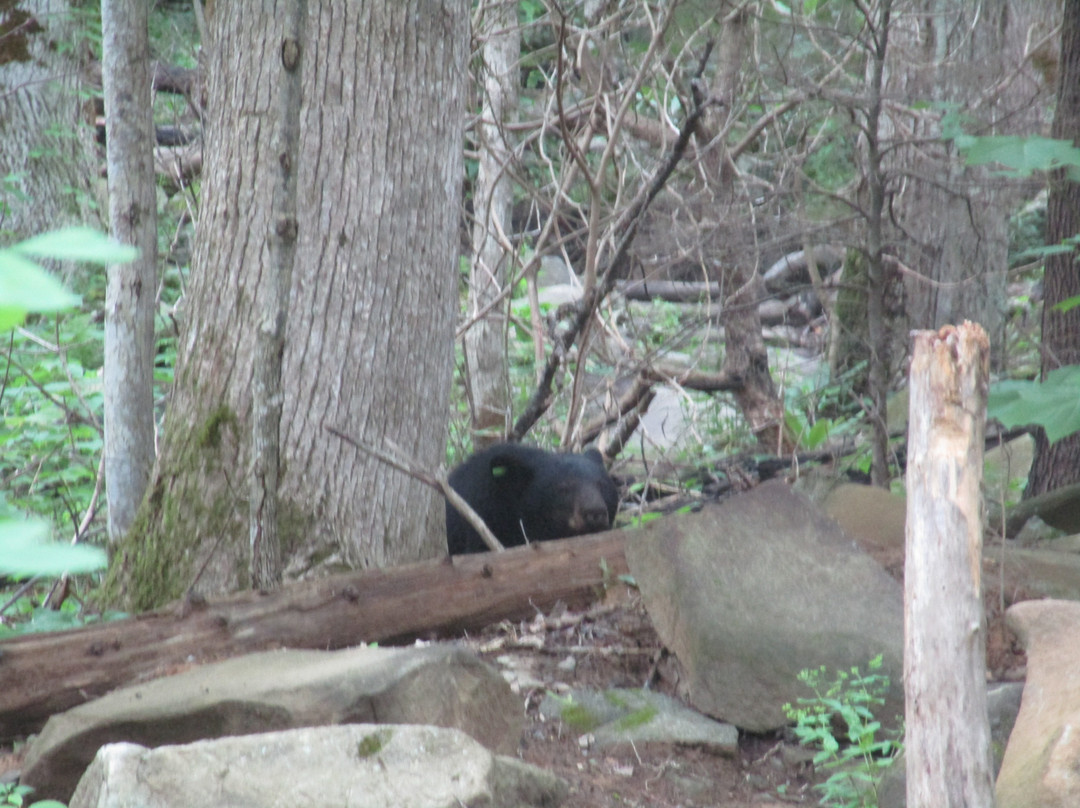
[197,404,238,450]
[614,704,658,731]
[556,700,602,733]
[356,728,392,758]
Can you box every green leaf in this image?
[988,365,1080,444]
[958,135,1080,177]
[11,226,138,264]
[806,419,830,449]
[1053,294,1080,314]
[0,520,106,576]
[0,251,81,328]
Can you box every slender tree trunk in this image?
[100,0,158,543]
[862,0,893,487]
[109,1,468,609]
[463,0,518,445]
[904,323,995,808]
[706,3,794,455]
[1027,0,1080,497]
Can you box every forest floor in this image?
[464,579,1026,808]
[466,588,826,808]
[0,571,1025,807]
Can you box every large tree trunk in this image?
[0,0,100,242]
[463,1,518,445]
[1027,0,1080,497]
[100,0,158,543]
[108,1,468,609]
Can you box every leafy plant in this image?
[782,655,902,808]
[0,228,130,632]
[956,134,1080,180]
[0,520,105,579]
[989,364,1080,444]
[0,781,65,808]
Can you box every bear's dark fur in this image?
[446,443,619,555]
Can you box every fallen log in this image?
[616,278,724,303]
[0,531,630,741]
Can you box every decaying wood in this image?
[0,531,629,741]
[904,323,995,808]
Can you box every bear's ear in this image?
[489,453,534,487]
[581,447,607,469]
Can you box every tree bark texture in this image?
[904,323,995,808]
[111,1,468,608]
[101,0,159,543]
[884,0,1055,370]
[463,0,518,443]
[249,0,305,590]
[0,0,100,242]
[0,531,630,741]
[1027,0,1080,497]
[861,0,894,487]
[705,4,794,455]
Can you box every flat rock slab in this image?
[998,546,1080,600]
[626,480,904,732]
[23,643,521,804]
[539,688,737,753]
[69,724,566,808]
[996,599,1080,808]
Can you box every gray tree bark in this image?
[463,0,519,444]
[109,0,468,608]
[0,0,100,242]
[904,322,995,808]
[249,0,305,590]
[100,0,158,543]
[861,0,893,487]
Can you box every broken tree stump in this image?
[904,323,995,808]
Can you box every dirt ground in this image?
[464,588,825,808]
[463,577,1026,808]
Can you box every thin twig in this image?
[323,424,505,553]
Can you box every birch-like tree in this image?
[100,0,158,543]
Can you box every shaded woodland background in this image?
[0,0,1078,614]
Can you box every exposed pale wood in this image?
[904,323,995,808]
[0,531,628,741]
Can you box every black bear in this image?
[446,443,619,555]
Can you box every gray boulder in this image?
[22,643,521,803]
[625,480,904,732]
[69,724,566,808]
[538,688,738,752]
[998,546,1080,600]
[996,599,1080,808]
